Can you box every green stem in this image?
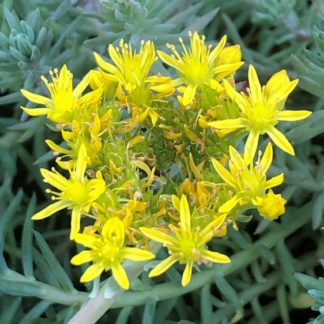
[68,203,311,323]
[68,261,148,324]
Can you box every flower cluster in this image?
[21,32,311,289]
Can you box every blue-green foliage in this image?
[296,260,324,324]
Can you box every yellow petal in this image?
[229,146,245,170]
[41,168,68,191]
[102,218,124,246]
[71,250,94,265]
[213,62,244,80]
[265,70,290,95]
[70,209,81,240]
[181,261,193,287]
[223,80,247,112]
[219,195,240,213]
[260,143,273,174]
[108,44,123,70]
[73,73,90,98]
[21,107,49,116]
[257,190,286,220]
[267,126,295,155]
[259,143,273,174]
[244,130,260,163]
[140,227,177,246]
[32,200,70,220]
[21,89,50,105]
[216,44,242,65]
[180,195,191,233]
[73,233,98,249]
[150,82,174,93]
[270,79,298,104]
[149,255,178,278]
[223,79,236,100]
[211,158,236,187]
[75,144,88,180]
[80,263,104,282]
[208,35,227,64]
[276,110,311,121]
[171,195,180,212]
[148,109,159,126]
[199,214,227,244]
[132,160,151,176]
[94,52,119,75]
[208,118,247,130]
[266,173,284,189]
[202,250,231,264]
[45,139,70,155]
[248,65,262,103]
[121,247,155,261]
[182,84,197,106]
[112,263,129,289]
[157,50,179,70]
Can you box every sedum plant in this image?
[20,31,312,322]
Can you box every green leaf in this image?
[276,284,290,323]
[0,296,21,323]
[200,285,213,324]
[4,9,20,31]
[215,273,243,312]
[0,271,44,297]
[33,231,75,292]
[0,91,22,104]
[275,241,298,296]
[155,298,177,321]
[287,111,324,144]
[167,3,202,25]
[116,306,134,324]
[22,194,36,279]
[18,300,51,323]
[0,190,23,257]
[312,191,324,229]
[181,8,220,36]
[142,298,157,324]
[256,244,276,265]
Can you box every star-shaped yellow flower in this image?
[141,195,230,287]
[21,65,100,123]
[158,31,243,106]
[71,217,154,289]
[32,144,106,239]
[209,65,312,161]
[211,143,286,219]
[94,39,174,106]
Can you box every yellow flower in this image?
[211,143,285,218]
[71,217,154,289]
[256,190,286,220]
[209,65,312,161]
[94,40,174,106]
[32,144,106,239]
[140,195,230,287]
[158,31,243,106]
[21,65,93,123]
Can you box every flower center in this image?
[248,103,276,132]
[177,234,201,263]
[64,180,89,205]
[236,168,266,199]
[181,59,210,85]
[97,242,120,267]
